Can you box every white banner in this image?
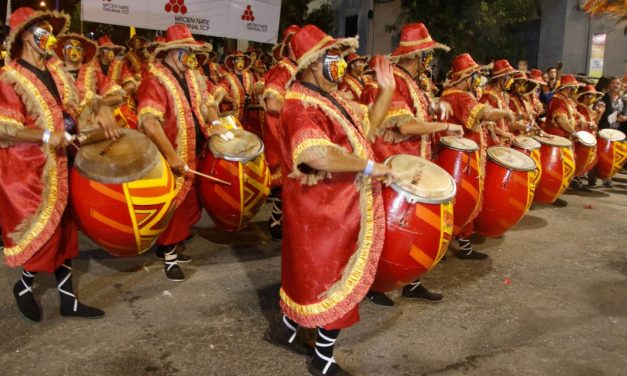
[81,0,281,44]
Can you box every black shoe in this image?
[603,180,613,188]
[263,321,314,356]
[156,248,192,263]
[13,281,41,322]
[164,263,185,281]
[308,361,352,376]
[570,178,584,189]
[268,219,282,240]
[455,249,489,260]
[364,291,395,308]
[401,284,443,302]
[61,301,105,319]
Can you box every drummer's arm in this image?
[482,107,516,123]
[0,128,71,147]
[554,115,576,135]
[300,147,393,180]
[398,120,458,136]
[102,93,125,108]
[368,58,396,131]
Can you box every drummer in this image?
[573,85,604,188]
[136,24,232,281]
[261,24,300,239]
[545,74,591,138]
[440,53,516,260]
[0,7,119,321]
[96,36,137,96]
[480,59,529,146]
[508,72,540,135]
[360,23,463,307]
[54,33,126,110]
[219,50,263,136]
[264,25,395,376]
[338,53,368,101]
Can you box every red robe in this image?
[137,62,212,245]
[576,103,596,131]
[261,58,297,187]
[74,61,125,102]
[546,92,578,137]
[440,89,487,238]
[100,58,135,87]
[480,88,512,146]
[0,58,82,272]
[360,66,432,161]
[279,82,385,329]
[220,70,262,136]
[338,73,365,102]
[97,59,138,128]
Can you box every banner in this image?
[588,33,606,78]
[81,0,281,44]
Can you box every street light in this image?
[39,1,47,8]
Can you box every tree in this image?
[304,0,337,34]
[394,0,539,76]
[279,0,337,38]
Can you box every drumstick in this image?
[184,166,231,186]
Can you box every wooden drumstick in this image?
[184,166,231,186]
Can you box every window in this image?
[345,15,358,37]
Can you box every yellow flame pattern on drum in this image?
[530,149,542,189]
[408,201,454,271]
[559,147,576,197]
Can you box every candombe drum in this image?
[197,115,271,231]
[532,135,575,204]
[433,136,481,235]
[573,131,597,176]
[370,154,455,293]
[512,135,542,189]
[594,129,627,180]
[475,147,536,238]
[70,128,178,256]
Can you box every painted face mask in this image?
[418,72,430,91]
[470,73,482,89]
[502,75,514,91]
[32,23,57,56]
[235,57,246,71]
[63,39,84,63]
[178,48,199,70]
[421,51,434,69]
[322,51,347,84]
[101,48,115,64]
[514,81,527,96]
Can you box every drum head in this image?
[487,147,536,172]
[598,128,626,142]
[576,131,597,146]
[386,154,456,204]
[439,136,478,151]
[75,128,160,184]
[533,134,573,147]
[513,135,541,150]
[209,129,264,162]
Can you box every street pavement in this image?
[1,172,626,376]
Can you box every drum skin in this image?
[70,154,178,256]
[533,143,575,204]
[370,187,454,293]
[197,151,271,232]
[574,140,597,177]
[595,136,627,180]
[433,145,481,236]
[475,158,535,238]
[512,145,542,190]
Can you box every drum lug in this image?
[503,170,512,188]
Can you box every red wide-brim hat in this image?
[345,52,368,67]
[556,74,585,91]
[54,33,98,64]
[527,69,546,85]
[224,51,253,71]
[577,84,603,100]
[511,71,537,94]
[490,59,518,79]
[389,22,449,61]
[290,24,358,72]
[97,35,126,55]
[5,7,70,62]
[153,24,207,60]
[272,24,301,61]
[444,53,491,87]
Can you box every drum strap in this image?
[301,82,357,129]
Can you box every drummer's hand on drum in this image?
[168,155,188,176]
[371,163,396,186]
[210,123,235,141]
[444,123,464,137]
[94,107,120,140]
